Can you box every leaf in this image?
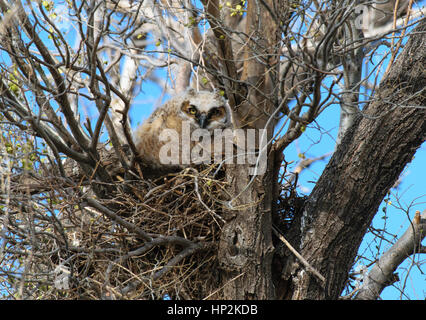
[42,0,52,11]
[5,142,13,154]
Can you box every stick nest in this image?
[3,155,302,300]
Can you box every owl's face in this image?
[178,91,231,130]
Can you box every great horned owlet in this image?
[134,88,232,173]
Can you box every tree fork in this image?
[287,20,426,300]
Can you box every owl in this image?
[134,88,232,174]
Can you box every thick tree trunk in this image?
[287,20,426,300]
[215,0,282,299]
[217,164,275,299]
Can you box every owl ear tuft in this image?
[180,100,190,110]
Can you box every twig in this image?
[283,152,332,189]
[384,0,415,75]
[191,169,226,224]
[83,197,152,242]
[272,225,326,284]
[152,242,211,280]
[203,272,245,300]
[354,210,426,300]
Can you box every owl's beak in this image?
[198,113,208,129]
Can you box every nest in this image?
[53,164,230,300]
[3,149,304,300]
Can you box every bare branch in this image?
[272,226,325,284]
[355,210,426,300]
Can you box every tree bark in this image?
[217,164,275,299]
[287,20,426,300]
[215,0,283,300]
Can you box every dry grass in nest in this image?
[2,156,303,300]
[62,164,230,300]
[129,167,228,239]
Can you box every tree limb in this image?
[354,210,426,300]
[287,18,426,300]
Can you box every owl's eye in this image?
[188,105,198,115]
[210,107,223,117]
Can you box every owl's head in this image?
[178,89,231,130]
